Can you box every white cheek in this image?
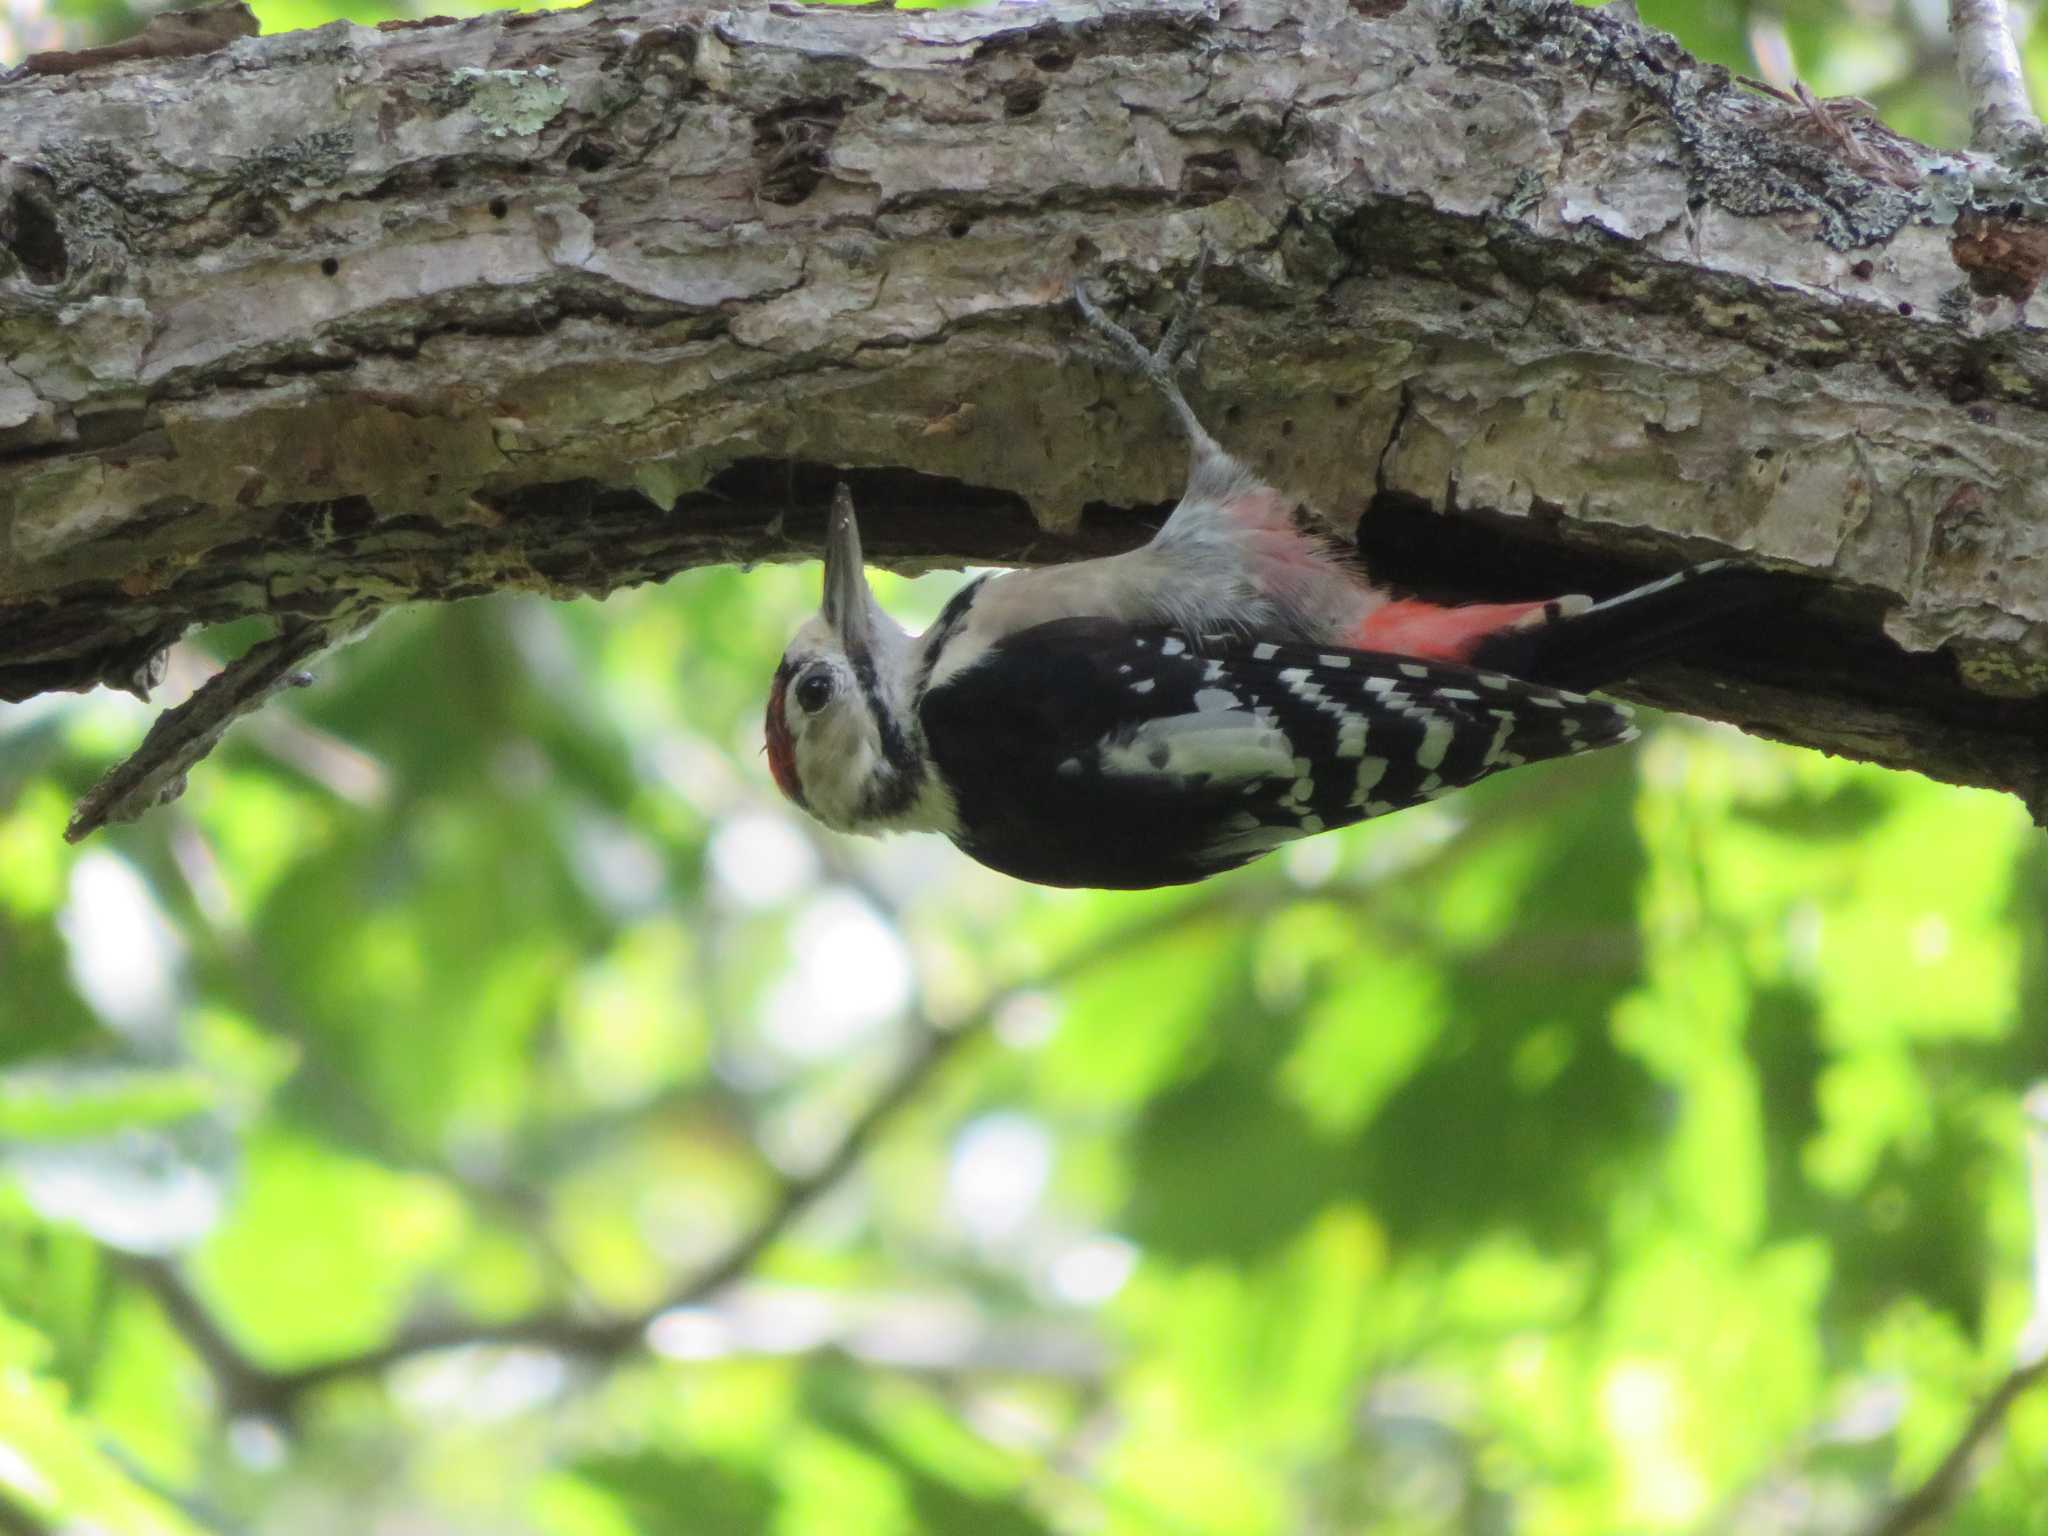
[796,706,879,823]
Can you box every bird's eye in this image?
[795,669,836,715]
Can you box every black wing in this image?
[919,619,1635,889]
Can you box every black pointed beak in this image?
[822,484,874,662]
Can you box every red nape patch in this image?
[1349,598,1552,662]
[764,672,806,808]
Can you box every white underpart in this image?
[918,490,1378,695]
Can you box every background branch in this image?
[1948,0,2044,155]
[123,887,1249,1416]
[1862,1085,2048,1536]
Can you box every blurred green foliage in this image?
[7,0,2048,1533]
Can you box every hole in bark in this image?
[1850,259,1874,280]
[238,197,282,238]
[1178,149,1242,202]
[6,191,67,285]
[1033,48,1074,71]
[276,496,377,542]
[1003,78,1044,117]
[567,139,616,172]
[320,256,341,276]
[753,100,845,206]
[489,197,510,219]
[948,218,973,239]
[1897,301,1914,316]
[1280,419,1295,438]
[1764,363,1777,375]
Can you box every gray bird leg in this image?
[1071,245,1226,464]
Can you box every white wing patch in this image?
[1099,711,1297,782]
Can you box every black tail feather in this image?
[1468,560,1785,694]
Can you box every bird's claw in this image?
[1070,241,1213,380]
[1069,243,1222,456]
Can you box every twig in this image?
[115,1255,300,1422]
[93,1435,246,1536]
[66,617,366,843]
[1863,1085,2048,1536]
[262,1023,973,1402]
[1949,0,2046,158]
[1863,1357,2048,1536]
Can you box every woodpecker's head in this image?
[765,489,924,832]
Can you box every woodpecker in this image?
[764,253,1770,889]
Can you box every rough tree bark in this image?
[4,0,2047,825]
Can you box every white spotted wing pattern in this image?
[920,619,1637,889]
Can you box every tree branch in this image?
[1948,0,2045,156]
[5,0,2048,815]
[64,617,364,842]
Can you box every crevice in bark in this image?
[2,186,67,285]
